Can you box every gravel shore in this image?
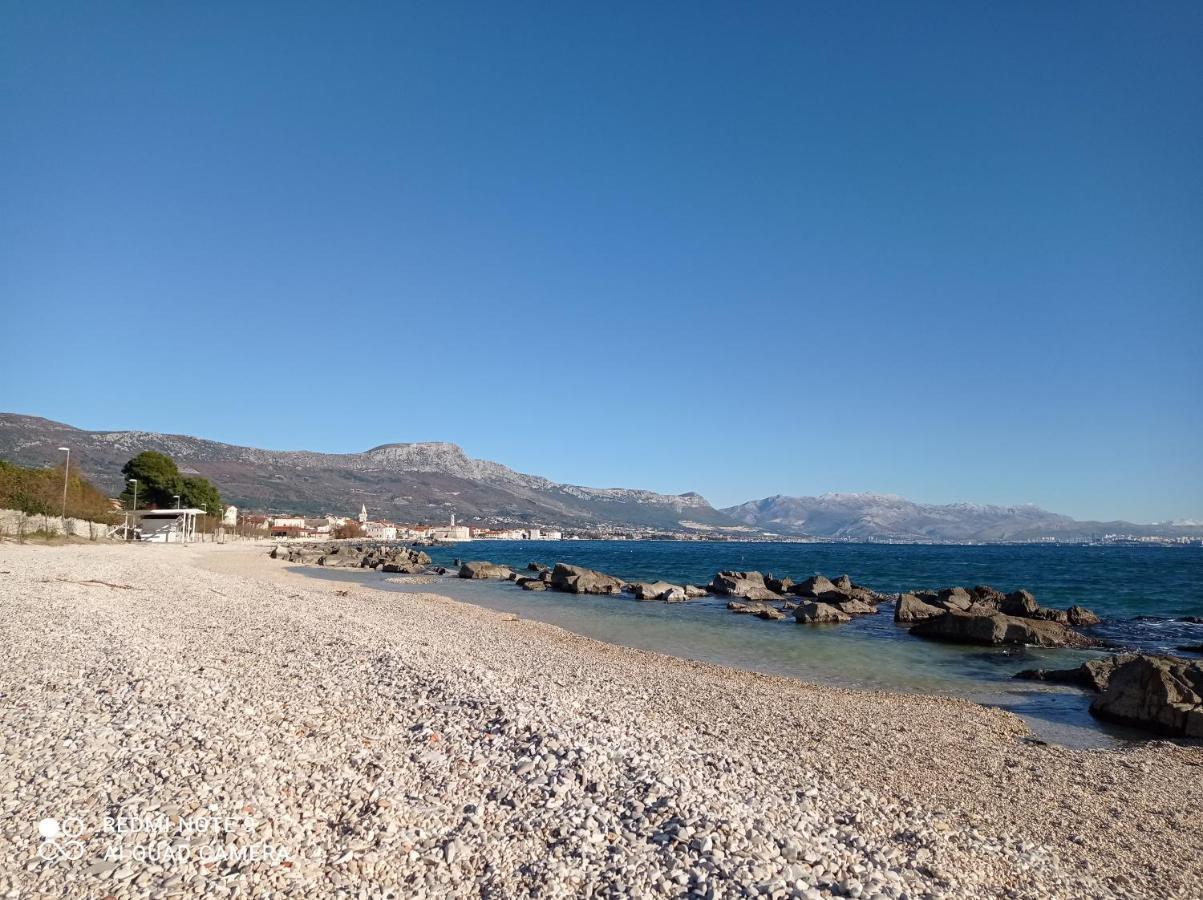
[1,543,1200,899]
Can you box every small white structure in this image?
[359,504,369,525]
[543,530,563,541]
[126,508,206,543]
[222,505,238,526]
[269,515,307,529]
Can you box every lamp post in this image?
[57,447,70,530]
[173,495,181,509]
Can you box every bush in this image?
[0,459,119,523]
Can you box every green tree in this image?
[120,451,181,509]
[180,475,223,517]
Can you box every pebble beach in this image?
[1,542,1200,899]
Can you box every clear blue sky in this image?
[2,2,1200,522]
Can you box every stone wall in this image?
[0,509,115,540]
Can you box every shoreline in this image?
[1,541,1200,897]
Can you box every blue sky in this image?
[1,2,1200,522]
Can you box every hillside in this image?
[0,414,737,531]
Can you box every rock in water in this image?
[909,610,1097,648]
[1014,654,1140,691]
[794,601,851,624]
[630,581,687,602]
[895,593,945,622]
[1089,656,1203,737]
[709,571,781,601]
[1000,590,1040,617]
[458,561,515,580]
[1067,605,1101,626]
[550,563,625,595]
[789,575,841,600]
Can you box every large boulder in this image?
[794,601,851,625]
[836,598,877,616]
[1089,656,1203,737]
[1067,605,1101,626]
[789,575,843,601]
[971,585,1006,609]
[765,575,794,594]
[909,610,1097,648]
[936,587,974,612]
[521,579,548,591]
[757,607,787,621]
[895,593,945,623]
[710,571,781,601]
[458,561,515,580]
[1000,590,1040,617]
[630,581,686,602]
[551,563,625,595]
[683,585,709,599]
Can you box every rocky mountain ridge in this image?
[722,492,1203,542]
[0,414,731,530]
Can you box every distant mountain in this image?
[0,413,738,531]
[722,492,1203,542]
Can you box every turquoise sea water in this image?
[297,541,1203,749]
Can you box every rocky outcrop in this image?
[683,585,709,599]
[1090,656,1203,737]
[789,575,841,600]
[1014,654,1139,691]
[894,593,945,623]
[520,579,548,591]
[551,564,626,595]
[757,607,787,621]
[765,576,793,594]
[909,610,1098,648]
[709,571,781,601]
[836,598,877,616]
[458,561,516,580]
[794,601,851,625]
[911,584,1099,631]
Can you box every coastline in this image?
[1,542,1199,898]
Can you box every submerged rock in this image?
[909,610,1097,648]
[1090,655,1203,737]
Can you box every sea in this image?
[296,540,1203,749]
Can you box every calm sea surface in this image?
[296,541,1203,749]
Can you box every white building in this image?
[127,509,205,543]
[364,522,397,540]
[269,515,307,529]
[222,505,238,527]
[430,512,472,542]
[359,504,368,525]
[524,528,542,540]
[543,530,563,540]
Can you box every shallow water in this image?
[295,541,1203,750]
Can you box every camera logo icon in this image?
[37,817,85,861]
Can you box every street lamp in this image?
[173,495,181,509]
[57,447,70,528]
[127,478,138,542]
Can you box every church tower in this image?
[359,504,368,525]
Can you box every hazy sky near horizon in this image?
[2,3,1200,522]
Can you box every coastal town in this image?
[252,506,565,543]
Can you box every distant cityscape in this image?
[224,503,1203,547]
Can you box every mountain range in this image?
[1,413,1198,542]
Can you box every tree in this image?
[333,521,364,539]
[118,452,222,515]
[180,476,222,517]
[120,451,181,509]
